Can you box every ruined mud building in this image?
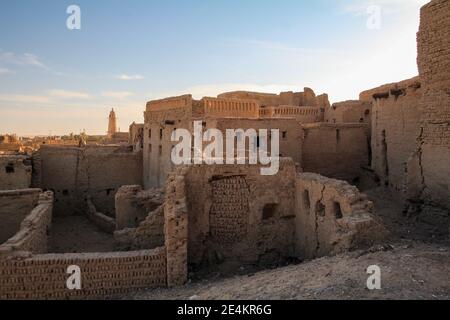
[0,0,448,299]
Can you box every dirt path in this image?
[48,215,115,253]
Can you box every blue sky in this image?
[0,0,428,135]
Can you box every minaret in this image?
[107,108,117,138]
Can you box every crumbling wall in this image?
[86,198,115,234]
[302,123,369,182]
[33,145,142,216]
[414,0,450,208]
[115,185,164,230]
[0,191,53,257]
[164,168,189,287]
[295,173,385,260]
[0,247,166,299]
[360,78,422,194]
[0,155,32,190]
[0,189,41,244]
[177,161,297,272]
[114,205,165,251]
[161,160,384,285]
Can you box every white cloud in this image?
[115,74,144,81]
[101,91,134,99]
[48,89,91,99]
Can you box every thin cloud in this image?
[115,74,144,81]
[101,91,134,99]
[49,89,91,99]
[0,68,14,75]
[0,50,48,69]
[0,94,51,104]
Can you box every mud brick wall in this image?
[0,189,41,245]
[414,0,450,208]
[0,247,167,299]
[0,191,53,256]
[162,160,384,283]
[115,185,164,230]
[0,155,32,191]
[209,176,249,244]
[325,100,372,129]
[164,169,189,288]
[176,160,297,273]
[114,205,165,251]
[302,123,369,182]
[361,77,423,195]
[295,173,385,260]
[86,198,115,234]
[33,145,142,217]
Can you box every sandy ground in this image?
[127,242,449,300]
[124,187,450,300]
[48,215,115,253]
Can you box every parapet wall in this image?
[217,88,330,108]
[260,106,322,123]
[202,97,260,119]
[0,191,53,257]
[0,247,167,299]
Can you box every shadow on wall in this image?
[163,160,387,284]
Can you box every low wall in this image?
[295,173,385,260]
[86,198,115,234]
[0,191,53,257]
[0,189,41,244]
[115,205,165,251]
[0,247,167,299]
[115,185,164,230]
